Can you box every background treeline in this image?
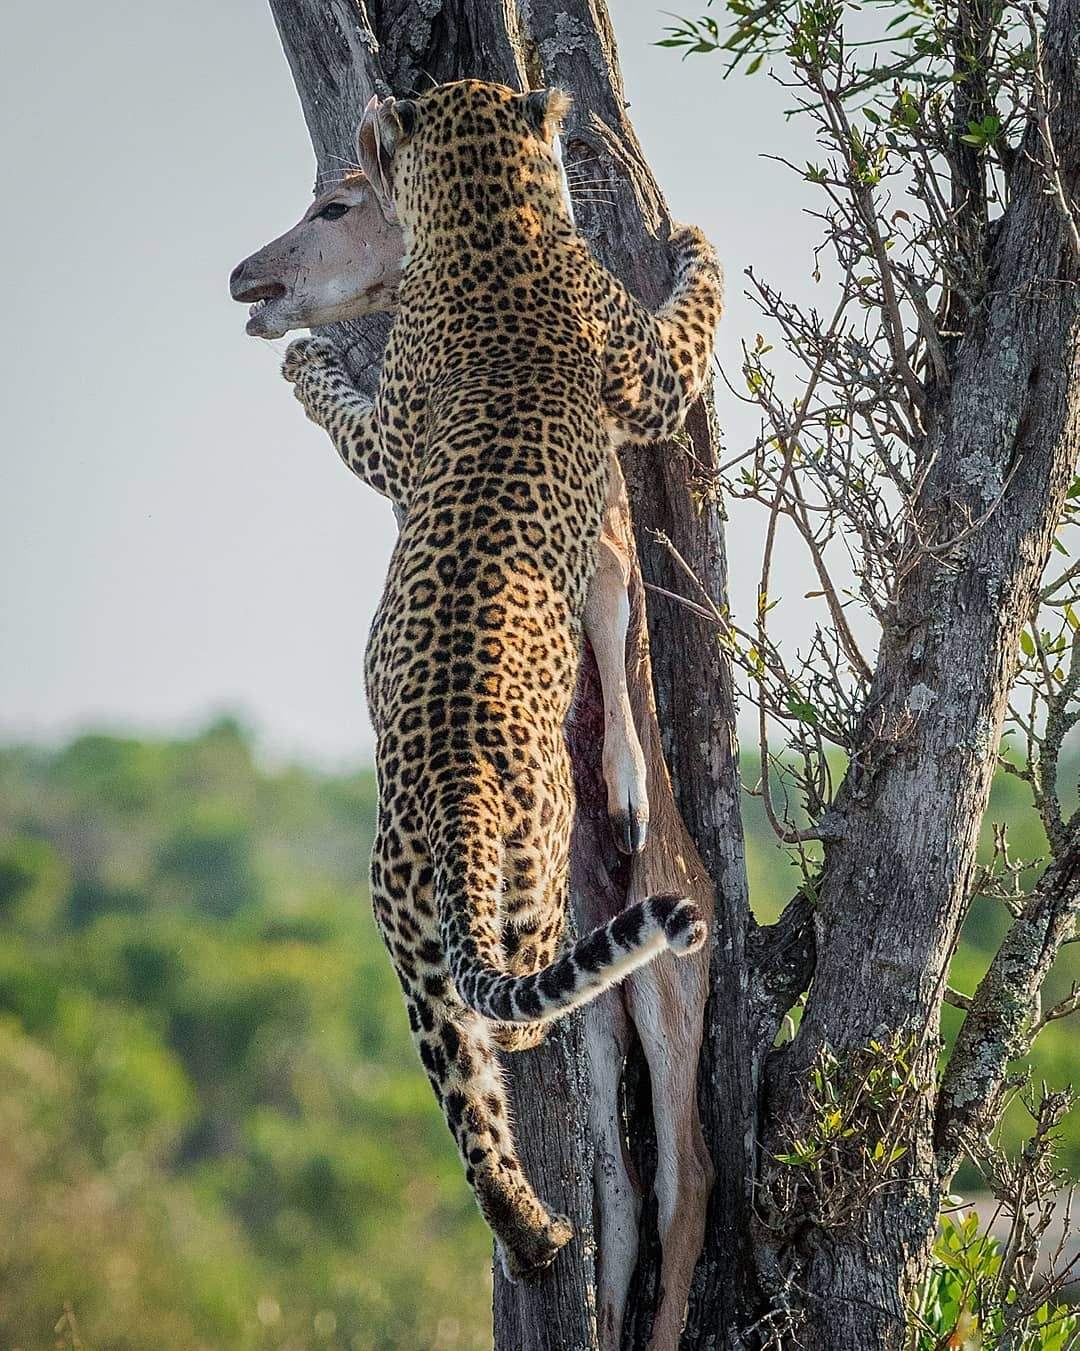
[0,720,1074,1349]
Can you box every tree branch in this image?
[935,821,1080,1182]
[749,889,818,1041]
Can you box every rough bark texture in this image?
[263,2,1080,1348]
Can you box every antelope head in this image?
[229,169,403,338]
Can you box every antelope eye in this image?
[318,202,350,221]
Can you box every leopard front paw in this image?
[282,336,350,425]
[669,223,716,277]
[281,335,344,387]
[669,222,706,253]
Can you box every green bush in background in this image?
[0,721,488,1350]
[0,719,1074,1348]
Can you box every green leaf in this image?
[786,696,820,727]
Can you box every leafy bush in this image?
[914,1212,1077,1350]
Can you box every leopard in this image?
[231,108,724,1079]
[230,108,722,869]
[280,80,722,1281]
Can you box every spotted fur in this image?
[284,80,721,1280]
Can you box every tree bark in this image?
[263,2,1080,1348]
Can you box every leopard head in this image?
[356,81,574,251]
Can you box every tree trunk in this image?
[263,2,1080,1348]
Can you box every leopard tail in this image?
[441,888,707,1026]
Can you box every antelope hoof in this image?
[604,731,649,856]
[610,801,649,856]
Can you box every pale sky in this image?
[1,1,822,765]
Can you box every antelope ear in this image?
[355,94,414,219]
[515,88,572,141]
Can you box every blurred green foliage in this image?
[0,720,489,1351]
[0,719,1074,1347]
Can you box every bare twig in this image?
[1025,4,1080,260]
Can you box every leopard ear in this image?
[394,98,418,141]
[516,88,572,141]
[355,94,415,219]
